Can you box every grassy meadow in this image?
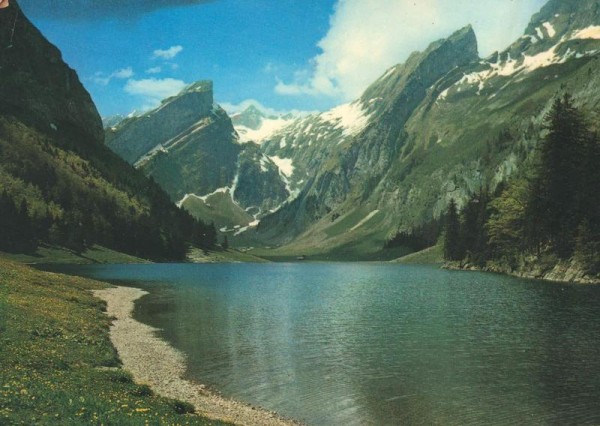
[0,257,229,425]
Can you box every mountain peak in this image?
[231,104,270,130]
[182,80,213,95]
[449,24,475,40]
[243,104,265,115]
[106,79,218,163]
[361,24,479,112]
[445,24,478,58]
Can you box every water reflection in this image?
[57,263,600,425]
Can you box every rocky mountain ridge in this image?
[104,0,600,258]
[105,84,293,231]
[249,1,600,257]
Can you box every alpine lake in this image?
[51,262,600,425]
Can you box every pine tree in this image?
[531,93,586,258]
[444,199,463,261]
[0,191,18,251]
[222,235,229,251]
[460,188,490,265]
[574,131,600,272]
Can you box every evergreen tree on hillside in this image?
[530,94,586,258]
[444,199,463,261]
[0,193,37,253]
[384,218,442,252]
[222,235,229,251]
[574,131,600,273]
[578,131,600,233]
[487,179,530,264]
[460,189,490,265]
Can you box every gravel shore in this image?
[94,286,300,426]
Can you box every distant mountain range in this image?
[104,0,600,259]
[105,84,293,232]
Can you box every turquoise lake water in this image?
[57,263,600,425]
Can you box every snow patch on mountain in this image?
[321,101,372,137]
[379,66,397,81]
[199,186,230,202]
[177,171,242,208]
[259,156,270,172]
[269,156,294,177]
[520,46,570,72]
[536,27,545,39]
[350,210,380,232]
[437,34,597,103]
[236,116,295,144]
[234,219,260,236]
[177,193,199,208]
[543,22,556,38]
[572,25,600,40]
[522,34,539,44]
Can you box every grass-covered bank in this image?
[1,244,150,265]
[0,258,228,425]
[393,244,444,265]
[187,247,269,263]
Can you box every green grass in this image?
[0,244,150,265]
[250,244,411,262]
[0,258,230,425]
[393,244,444,264]
[188,248,269,263]
[182,192,254,230]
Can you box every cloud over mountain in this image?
[276,0,544,102]
[124,78,187,110]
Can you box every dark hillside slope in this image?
[0,1,214,260]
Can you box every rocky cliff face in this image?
[106,81,215,163]
[234,143,290,215]
[105,82,291,229]
[0,1,102,144]
[250,2,600,257]
[135,104,241,201]
[257,26,479,246]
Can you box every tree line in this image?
[0,185,218,260]
[443,93,600,274]
[0,118,218,261]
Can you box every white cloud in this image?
[92,66,134,86]
[277,0,545,101]
[124,78,187,109]
[112,67,135,79]
[152,45,184,60]
[145,66,162,74]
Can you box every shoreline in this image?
[443,260,600,285]
[93,286,300,426]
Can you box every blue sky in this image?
[20,0,548,117]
